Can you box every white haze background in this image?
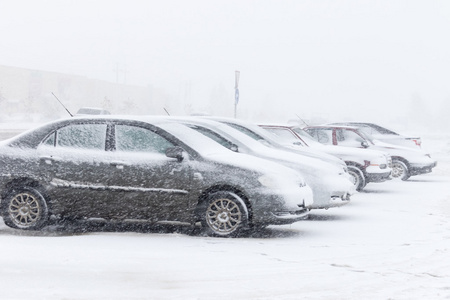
[1,2,450,299]
[1,0,450,128]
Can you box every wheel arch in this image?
[345,161,368,176]
[391,156,410,167]
[1,177,52,210]
[195,185,253,225]
[345,164,366,191]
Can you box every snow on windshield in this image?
[157,122,233,157]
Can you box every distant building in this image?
[0,65,170,122]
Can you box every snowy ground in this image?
[0,134,449,300]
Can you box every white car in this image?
[329,122,422,149]
[259,124,392,191]
[304,125,437,181]
[172,117,355,210]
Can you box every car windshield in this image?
[291,127,324,147]
[356,129,375,144]
[185,124,236,151]
[262,127,304,145]
[156,122,233,157]
[223,122,287,148]
[348,123,398,136]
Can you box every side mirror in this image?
[361,141,369,148]
[165,146,185,162]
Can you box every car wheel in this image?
[347,166,366,191]
[391,160,410,181]
[1,186,49,230]
[202,191,248,237]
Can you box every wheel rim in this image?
[206,198,242,235]
[8,192,41,228]
[392,162,405,179]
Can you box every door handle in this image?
[39,156,61,165]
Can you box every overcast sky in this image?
[1,0,450,125]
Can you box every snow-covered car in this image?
[259,124,392,191]
[329,122,422,149]
[0,116,314,237]
[176,117,354,209]
[304,125,437,181]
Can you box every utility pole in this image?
[113,63,127,84]
[234,70,240,118]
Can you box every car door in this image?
[106,123,193,222]
[37,122,112,219]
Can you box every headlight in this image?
[258,175,306,189]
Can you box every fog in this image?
[1,0,450,129]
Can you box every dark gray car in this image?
[0,116,313,237]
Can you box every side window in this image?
[337,129,365,147]
[42,124,107,150]
[43,132,56,146]
[115,125,174,153]
[308,128,333,145]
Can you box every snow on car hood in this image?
[157,122,307,185]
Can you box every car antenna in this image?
[52,92,73,117]
[163,107,170,116]
[295,114,308,126]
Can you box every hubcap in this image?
[392,163,404,178]
[206,198,242,234]
[9,193,40,227]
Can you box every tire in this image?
[391,160,410,181]
[348,166,366,191]
[1,186,49,230]
[201,191,248,237]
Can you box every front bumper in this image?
[267,208,311,225]
[251,185,314,226]
[312,193,351,209]
[365,170,392,183]
[409,161,437,176]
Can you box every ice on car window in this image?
[43,132,56,146]
[46,124,107,150]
